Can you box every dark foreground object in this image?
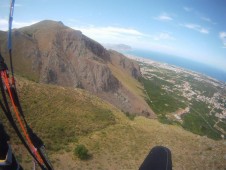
[139,146,172,170]
[0,123,23,170]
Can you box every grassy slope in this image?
[53,117,225,170]
[1,77,225,170]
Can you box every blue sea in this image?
[124,49,226,83]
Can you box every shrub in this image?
[124,112,136,120]
[74,144,90,160]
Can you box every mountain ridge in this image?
[0,20,154,117]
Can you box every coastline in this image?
[124,53,226,84]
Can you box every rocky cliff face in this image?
[109,50,141,79]
[0,20,154,117]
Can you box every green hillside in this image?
[140,62,226,140]
[1,77,225,170]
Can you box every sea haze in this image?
[124,49,226,83]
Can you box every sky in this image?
[0,0,226,71]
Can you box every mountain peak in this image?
[18,20,67,34]
[37,20,64,25]
[0,20,154,117]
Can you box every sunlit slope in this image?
[1,77,224,170]
[54,117,225,170]
[2,77,117,150]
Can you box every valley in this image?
[132,57,226,140]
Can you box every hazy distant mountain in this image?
[0,20,153,117]
[103,43,132,51]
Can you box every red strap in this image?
[1,71,44,165]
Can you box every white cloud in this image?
[0,19,8,30]
[201,17,211,22]
[183,7,193,12]
[183,7,216,25]
[200,17,216,25]
[153,32,175,41]
[219,32,226,48]
[73,26,144,36]
[13,20,40,28]
[0,19,8,25]
[154,13,173,21]
[94,27,144,36]
[183,23,209,34]
[72,25,145,46]
[0,19,39,31]
[71,25,178,52]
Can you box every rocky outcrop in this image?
[0,20,155,117]
[109,50,141,79]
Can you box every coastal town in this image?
[129,55,226,139]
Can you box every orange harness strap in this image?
[1,71,44,165]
